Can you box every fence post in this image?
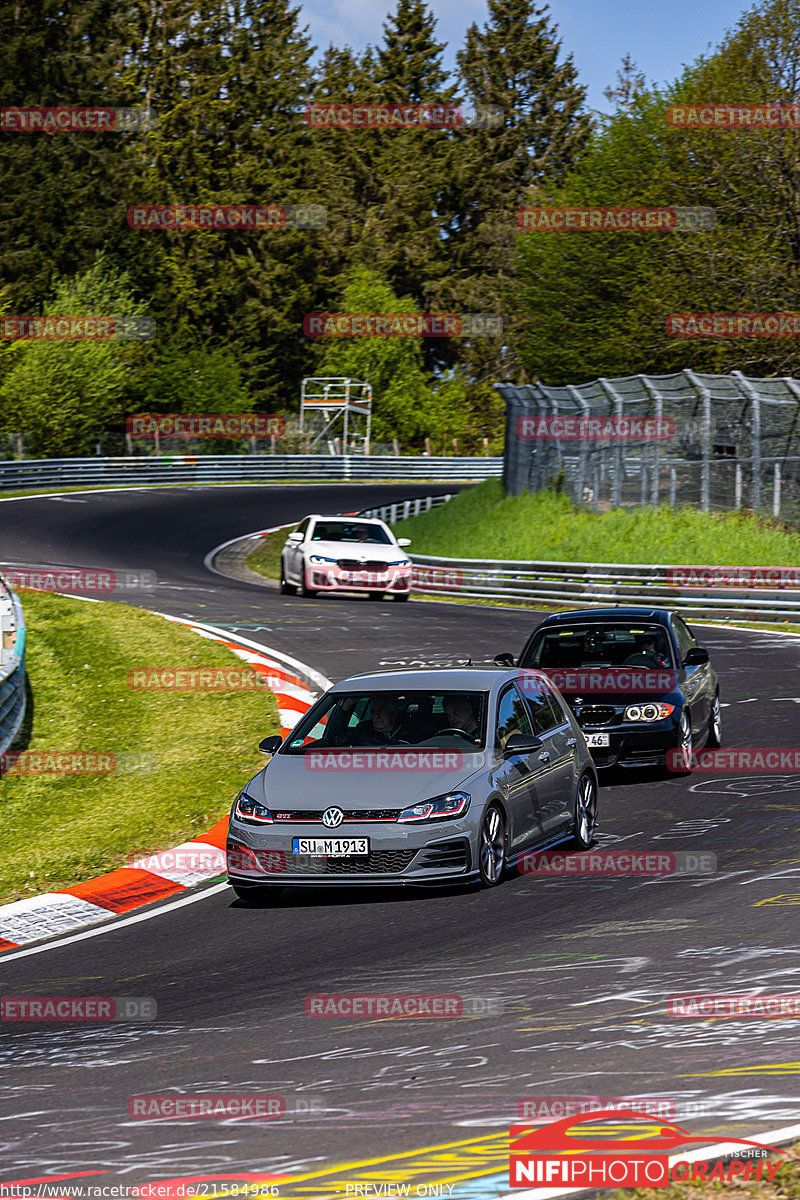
[735,462,742,508]
[640,462,648,505]
[773,462,781,516]
[669,467,677,508]
[731,372,762,510]
[598,378,624,507]
[684,370,711,512]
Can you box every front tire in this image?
[300,580,317,598]
[672,711,693,774]
[279,562,297,595]
[395,592,410,602]
[706,692,722,748]
[572,773,598,849]
[231,883,283,904]
[368,592,385,601]
[478,803,507,887]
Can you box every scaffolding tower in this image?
[299,377,372,454]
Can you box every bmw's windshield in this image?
[309,521,392,544]
[521,624,674,669]
[282,689,488,752]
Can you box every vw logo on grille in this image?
[322,806,344,828]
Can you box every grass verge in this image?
[0,591,278,905]
[247,526,296,581]
[611,1144,800,1200]
[396,480,800,564]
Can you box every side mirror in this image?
[494,652,516,667]
[285,531,303,544]
[258,735,283,756]
[397,537,411,548]
[504,731,543,755]
[684,647,710,665]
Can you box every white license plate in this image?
[292,837,369,856]
[585,733,610,748]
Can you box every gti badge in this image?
[322,806,344,828]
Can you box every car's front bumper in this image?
[581,722,680,769]
[305,564,411,594]
[227,820,474,886]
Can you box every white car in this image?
[279,514,413,600]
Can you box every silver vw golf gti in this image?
[227,667,598,899]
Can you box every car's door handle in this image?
[538,751,551,763]
[566,737,577,747]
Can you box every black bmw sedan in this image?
[495,607,720,772]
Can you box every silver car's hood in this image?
[305,539,404,562]
[246,752,487,810]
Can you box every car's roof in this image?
[303,514,385,523]
[328,667,536,691]
[537,607,672,627]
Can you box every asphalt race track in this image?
[1,484,800,1197]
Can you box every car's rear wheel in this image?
[231,883,283,904]
[279,564,296,595]
[478,803,506,887]
[572,773,597,849]
[707,691,722,747]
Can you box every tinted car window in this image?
[495,684,534,749]
[672,616,695,661]
[296,517,311,539]
[283,689,488,750]
[520,678,561,735]
[522,623,674,669]
[310,521,391,544]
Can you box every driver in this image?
[624,634,669,668]
[442,694,481,743]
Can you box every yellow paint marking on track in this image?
[271,1122,670,1197]
[753,894,800,905]
[679,1061,800,1076]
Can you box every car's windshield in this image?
[282,689,488,751]
[309,521,392,545]
[521,624,674,669]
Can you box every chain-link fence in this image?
[497,370,800,521]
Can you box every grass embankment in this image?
[247,526,296,581]
[0,591,278,904]
[395,480,800,565]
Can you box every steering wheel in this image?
[438,726,477,742]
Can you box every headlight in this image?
[397,791,470,823]
[309,555,335,563]
[388,559,412,567]
[234,790,273,823]
[624,703,676,722]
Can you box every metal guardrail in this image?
[0,579,26,759]
[357,493,456,522]
[0,456,502,491]
[410,554,800,621]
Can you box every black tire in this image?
[300,582,317,598]
[478,803,507,887]
[279,564,297,595]
[368,592,385,601]
[706,691,722,748]
[231,883,283,904]
[572,772,598,849]
[395,592,410,602]
[671,711,693,774]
